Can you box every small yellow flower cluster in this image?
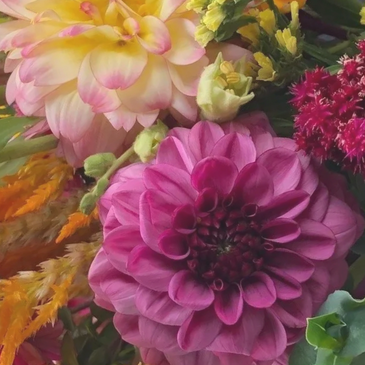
[238,1,302,82]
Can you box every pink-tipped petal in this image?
[211,133,256,171]
[135,286,192,326]
[242,272,277,308]
[169,270,215,311]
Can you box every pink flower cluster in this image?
[89,113,364,365]
[292,40,365,174]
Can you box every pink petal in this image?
[136,110,160,128]
[261,219,300,243]
[159,229,190,260]
[205,42,254,63]
[169,86,198,124]
[302,183,329,221]
[157,136,194,173]
[288,219,336,260]
[164,18,205,65]
[233,163,274,206]
[265,248,315,283]
[144,164,197,203]
[78,53,121,114]
[90,41,147,90]
[103,225,144,273]
[191,157,238,195]
[270,289,312,328]
[112,179,145,225]
[242,272,277,308]
[257,190,310,221]
[214,284,243,325]
[117,54,172,113]
[140,189,178,251]
[158,0,186,20]
[45,83,94,142]
[211,133,256,171]
[216,353,259,365]
[138,317,181,354]
[100,271,138,314]
[322,196,357,258]
[177,306,222,351]
[188,121,225,162]
[140,348,169,365]
[104,104,138,131]
[251,311,287,361]
[208,305,265,355]
[297,163,319,196]
[168,57,208,96]
[269,269,302,300]
[257,148,302,196]
[113,314,149,347]
[169,270,214,310]
[171,204,196,234]
[306,266,331,306]
[135,286,192,325]
[137,16,171,54]
[127,245,179,291]
[166,351,221,365]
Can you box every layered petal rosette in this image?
[0,0,252,161]
[89,112,364,365]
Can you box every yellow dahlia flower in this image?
[0,0,208,155]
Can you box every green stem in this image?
[104,147,135,180]
[0,135,58,163]
[350,255,365,288]
[327,40,352,54]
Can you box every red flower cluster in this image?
[291,40,365,173]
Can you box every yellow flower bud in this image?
[259,9,276,35]
[133,121,169,163]
[275,28,297,56]
[203,1,226,32]
[290,1,300,30]
[186,0,208,13]
[197,53,255,123]
[361,7,365,25]
[253,52,276,82]
[195,23,215,47]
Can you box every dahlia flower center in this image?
[184,194,268,291]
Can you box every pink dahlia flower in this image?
[89,112,364,365]
[0,0,250,156]
[1,322,63,365]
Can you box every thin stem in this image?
[327,40,352,54]
[350,255,365,288]
[0,135,58,163]
[104,147,135,180]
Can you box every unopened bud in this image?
[79,192,98,215]
[134,121,168,163]
[84,153,116,178]
[94,176,110,198]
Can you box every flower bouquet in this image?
[1,0,365,364]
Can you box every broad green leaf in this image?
[88,347,109,365]
[0,116,38,152]
[61,333,80,365]
[315,349,337,365]
[289,338,317,365]
[351,353,365,365]
[0,156,28,185]
[58,307,75,332]
[306,0,364,28]
[340,307,365,357]
[306,315,342,350]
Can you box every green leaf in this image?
[0,116,38,152]
[303,42,339,66]
[88,347,109,365]
[58,307,76,332]
[351,353,365,365]
[0,156,28,185]
[61,333,80,365]
[289,338,318,365]
[326,64,342,75]
[306,0,364,28]
[340,307,365,357]
[315,349,337,365]
[90,302,114,322]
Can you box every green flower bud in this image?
[134,121,169,163]
[197,53,255,123]
[94,176,110,198]
[79,192,98,215]
[84,153,116,178]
